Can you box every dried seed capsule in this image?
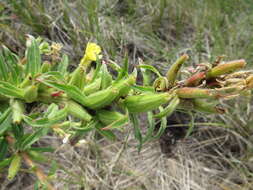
[185,72,206,86]
[246,75,253,89]
[154,95,179,118]
[124,92,171,113]
[8,154,22,180]
[153,77,169,91]
[83,87,119,109]
[67,100,92,122]
[176,87,217,99]
[11,99,25,124]
[83,78,101,95]
[23,85,38,103]
[206,59,246,78]
[193,99,225,114]
[97,109,125,125]
[166,54,189,88]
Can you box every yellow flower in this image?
[81,42,101,65]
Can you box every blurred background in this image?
[1,0,253,189]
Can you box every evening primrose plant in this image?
[0,36,253,189]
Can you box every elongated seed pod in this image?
[154,95,179,118]
[83,87,119,109]
[124,92,171,113]
[11,99,25,124]
[97,109,125,125]
[113,74,136,98]
[193,99,225,114]
[67,100,92,122]
[176,87,216,99]
[8,154,22,180]
[166,54,189,88]
[206,59,246,78]
[246,75,253,89]
[83,78,101,95]
[185,72,206,86]
[23,85,38,103]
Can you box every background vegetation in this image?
[1,0,253,189]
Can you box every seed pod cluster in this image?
[1,37,253,188]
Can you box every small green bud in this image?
[23,85,38,103]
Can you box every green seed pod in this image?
[206,59,246,78]
[113,74,136,98]
[97,109,125,125]
[166,54,189,88]
[176,87,217,99]
[83,78,101,95]
[124,92,171,113]
[8,154,22,180]
[83,87,119,109]
[154,95,179,118]
[193,99,225,114]
[66,100,92,122]
[11,99,25,124]
[41,61,52,73]
[23,85,38,103]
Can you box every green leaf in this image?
[90,57,102,83]
[0,157,12,169]
[0,81,24,98]
[143,112,156,143]
[94,122,116,141]
[18,127,50,150]
[100,64,112,89]
[101,115,129,131]
[2,45,20,84]
[0,108,12,135]
[137,65,161,77]
[11,124,24,140]
[41,80,88,106]
[138,58,152,86]
[57,54,69,75]
[0,51,8,81]
[116,55,129,81]
[23,106,67,127]
[0,137,8,161]
[129,113,142,152]
[131,85,155,93]
[26,36,41,77]
[154,95,180,118]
